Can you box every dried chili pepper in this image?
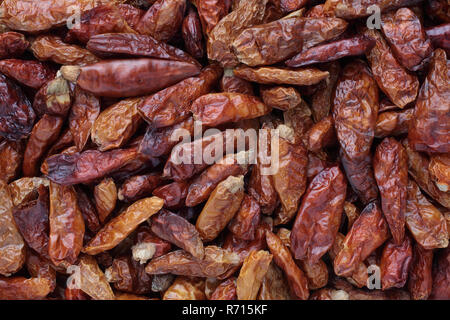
[86,33,199,66]
[48,182,85,266]
[136,0,186,42]
[138,64,222,128]
[0,32,29,59]
[0,73,35,141]
[0,0,116,32]
[31,35,100,66]
[83,197,163,255]
[408,49,450,153]
[182,7,205,59]
[291,166,347,263]
[0,181,26,276]
[233,16,348,66]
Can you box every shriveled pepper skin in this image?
[70,58,201,98]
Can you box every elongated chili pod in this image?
[42,147,140,185]
[272,125,308,225]
[138,64,222,128]
[150,210,204,259]
[182,7,205,59]
[83,197,164,255]
[48,182,85,267]
[65,4,137,44]
[408,243,433,300]
[0,181,25,276]
[375,109,413,138]
[31,35,100,66]
[381,8,432,71]
[207,0,268,67]
[0,73,35,141]
[23,115,64,177]
[374,138,408,245]
[163,129,248,181]
[0,59,55,89]
[323,0,423,19]
[191,93,271,127]
[234,65,329,86]
[0,32,29,59]
[405,180,448,249]
[0,0,116,32]
[91,97,144,151]
[118,173,162,203]
[291,166,347,263]
[145,246,240,278]
[86,33,199,66]
[139,117,194,158]
[260,86,302,111]
[186,151,250,207]
[409,49,450,153]
[195,0,229,35]
[426,23,450,55]
[364,28,419,109]
[0,277,53,300]
[69,87,100,151]
[196,175,245,242]
[334,202,390,277]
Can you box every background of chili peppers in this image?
[0,0,448,300]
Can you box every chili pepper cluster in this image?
[0,0,448,300]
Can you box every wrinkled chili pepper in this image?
[61,58,201,98]
[1,0,449,301]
